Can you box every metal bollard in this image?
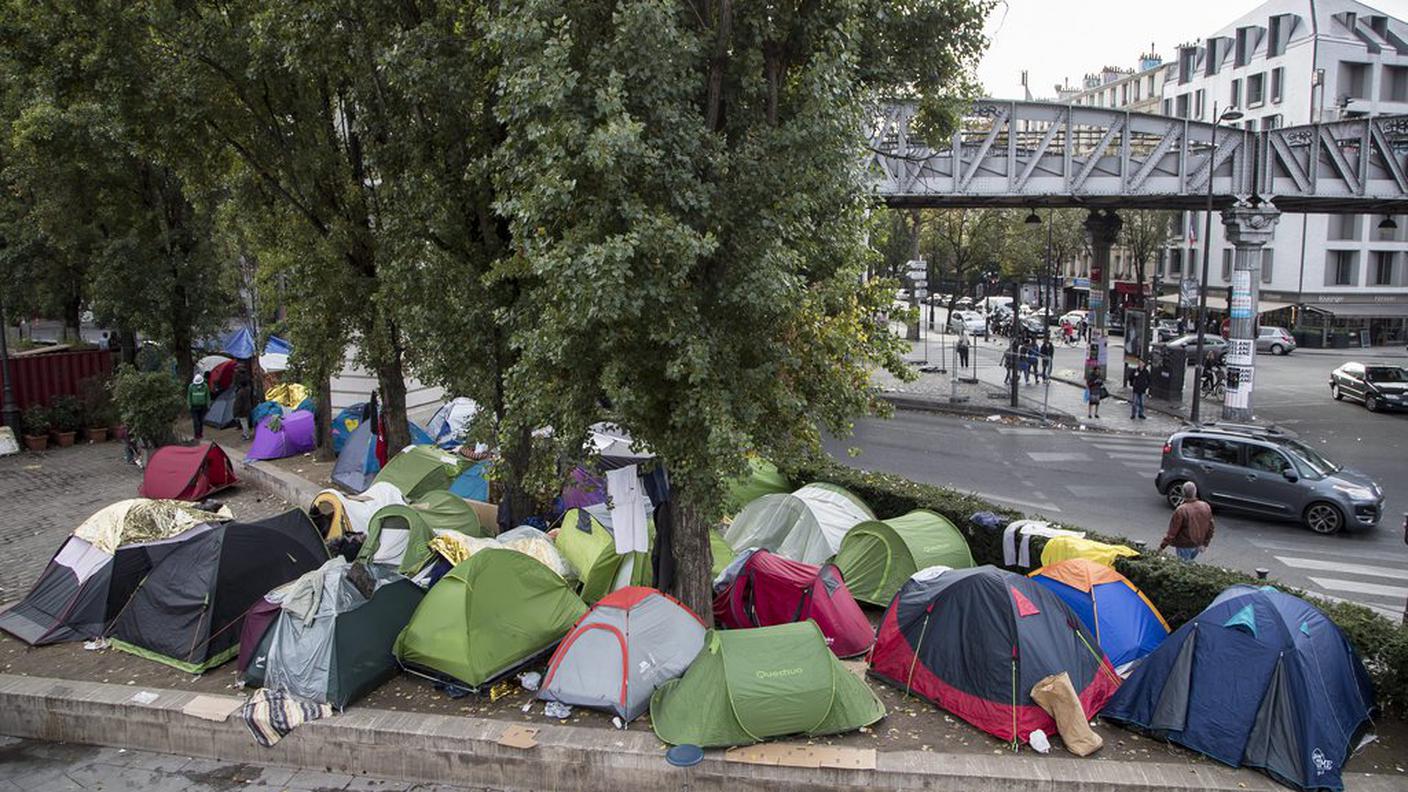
[1255,568,1269,580]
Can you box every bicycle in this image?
[1200,364,1226,399]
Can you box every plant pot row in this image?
[23,425,122,452]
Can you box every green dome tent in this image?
[650,621,885,747]
[833,510,975,606]
[723,458,790,514]
[555,508,652,604]
[394,549,587,690]
[722,482,874,565]
[358,491,486,577]
[709,530,735,578]
[373,446,469,500]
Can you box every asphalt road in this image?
[828,343,1408,619]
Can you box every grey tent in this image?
[538,586,704,721]
[203,388,238,429]
[242,559,424,709]
[332,420,378,493]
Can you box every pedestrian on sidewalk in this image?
[956,333,970,368]
[1024,343,1039,384]
[1129,362,1150,420]
[1003,346,1016,384]
[1015,342,1030,384]
[1084,366,1104,419]
[1159,481,1215,562]
[1038,337,1053,381]
[188,373,211,440]
[1078,317,1088,341]
[233,364,254,440]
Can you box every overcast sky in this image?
[977,0,1408,99]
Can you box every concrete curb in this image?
[4,673,1379,792]
[225,446,322,506]
[880,393,1058,424]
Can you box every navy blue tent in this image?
[1102,585,1375,792]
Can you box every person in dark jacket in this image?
[1024,343,1040,384]
[232,365,254,440]
[956,334,970,368]
[188,373,211,440]
[1159,481,1215,561]
[1129,362,1151,420]
[1038,337,1054,381]
[1085,367,1104,419]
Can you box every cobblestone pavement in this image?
[0,441,290,604]
[0,736,497,792]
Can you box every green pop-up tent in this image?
[556,508,651,604]
[723,458,790,514]
[358,491,486,577]
[394,549,587,690]
[832,509,975,606]
[649,621,886,747]
[373,446,469,500]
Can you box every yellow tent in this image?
[1039,535,1138,568]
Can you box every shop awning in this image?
[1304,302,1408,319]
[1156,294,1292,314]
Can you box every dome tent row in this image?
[1029,558,1169,668]
[723,482,874,566]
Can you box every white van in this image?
[978,296,1013,314]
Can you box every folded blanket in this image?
[242,688,332,747]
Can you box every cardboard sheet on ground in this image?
[183,695,244,722]
[724,743,876,770]
[497,725,539,749]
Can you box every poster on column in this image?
[1230,270,1252,320]
[1226,338,1254,367]
[1225,364,1253,410]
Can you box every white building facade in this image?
[1159,0,1408,344]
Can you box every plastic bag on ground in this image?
[1028,728,1051,754]
[1030,672,1103,757]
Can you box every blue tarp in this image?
[449,461,491,502]
[250,401,283,426]
[265,336,292,355]
[222,328,256,359]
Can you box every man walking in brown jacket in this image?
[1159,481,1215,562]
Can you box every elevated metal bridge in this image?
[867,100,1408,214]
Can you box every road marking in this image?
[1307,591,1402,620]
[1064,485,1126,498]
[995,427,1053,436]
[1275,556,1407,581]
[1248,538,1397,561]
[1134,471,1157,479]
[1306,576,1408,600]
[1105,452,1161,462]
[1026,452,1092,462]
[975,492,1064,513]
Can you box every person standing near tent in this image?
[233,365,254,441]
[1159,481,1214,562]
[188,373,211,440]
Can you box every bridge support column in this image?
[1219,202,1280,423]
[1083,210,1122,380]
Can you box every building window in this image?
[1247,73,1266,106]
[1108,87,1116,106]
[1221,249,1233,281]
[1271,67,1284,103]
[1268,15,1286,57]
[1175,94,1190,119]
[1163,98,1173,115]
[1133,80,1141,101]
[1235,28,1253,67]
[1195,89,1206,119]
[1374,251,1395,285]
[1121,83,1129,105]
[1384,66,1408,102]
[1340,62,1369,100]
[1148,75,1156,95]
[1169,249,1183,275]
[1261,249,1274,284]
[1329,214,1360,241]
[1262,114,1282,130]
[1329,251,1358,286]
[1230,79,1241,108]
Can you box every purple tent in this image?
[246,411,316,462]
[561,466,607,510]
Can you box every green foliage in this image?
[791,457,1408,719]
[20,405,50,437]
[48,395,83,434]
[78,376,116,427]
[110,365,183,447]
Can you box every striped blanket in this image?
[242,688,332,747]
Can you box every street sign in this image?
[910,279,928,288]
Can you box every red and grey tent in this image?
[538,587,706,721]
[713,550,873,658]
[868,565,1121,746]
[138,443,238,501]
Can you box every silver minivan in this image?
[1155,425,1383,534]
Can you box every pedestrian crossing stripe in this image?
[1274,555,1405,581]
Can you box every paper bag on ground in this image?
[1030,672,1103,757]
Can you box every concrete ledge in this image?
[880,393,1057,425]
[6,674,1393,792]
[227,448,321,507]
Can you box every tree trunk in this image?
[313,376,335,462]
[704,0,733,133]
[376,352,411,453]
[497,423,537,533]
[668,488,715,626]
[64,293,83,344]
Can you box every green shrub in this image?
[21,405,51,437]
[789,457,1408,718]
[78,375,116,427]
[110,365,184,447]
[48,395,83,433]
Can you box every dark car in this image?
[1329,363,1408,412]
[1106,313,1124,337]
[1160,334,1229,365]
[1155,424,1384,534]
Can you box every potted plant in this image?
[79,376,113,442]
[21,406,51,452]
[49,395,82,447]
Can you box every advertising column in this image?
[1220,203,1281,422]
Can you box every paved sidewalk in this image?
[877,329,1185,437]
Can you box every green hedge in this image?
[790,459,1408,719]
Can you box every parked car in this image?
[1329,362,1408,413]
[1155,424,1384,534]
[1161,334,1229,364]
[1107,313,1124,337]
[1154,319,1179,343]
[948,310,988,337]
[955,296,974,310]
[1058,310,1088,327]
[1256,326,1297,355]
